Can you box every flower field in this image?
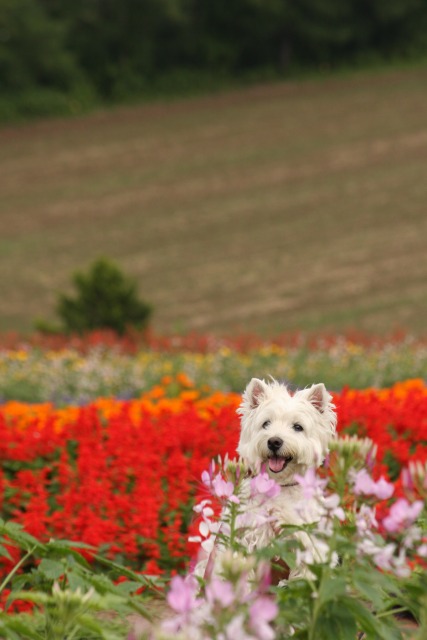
[0,334,427,638]
[1,332,427,404]
[0,373,426,576]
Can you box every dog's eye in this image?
[292,423,304,432]
[262,420,271,429]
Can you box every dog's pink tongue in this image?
[269,457,286,473]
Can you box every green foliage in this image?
[0,86,95,123]
[52,258,152,336]
[0,0,94,121]
[0,0,80,93]
[0,519,159,639]
[1,0,427,120]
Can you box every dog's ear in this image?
[244,378,269,410]
[303,383,330,414]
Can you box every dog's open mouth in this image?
[268,455,293,473]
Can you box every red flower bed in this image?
[0,379,426,573]
[336,379,427,479]
[0,327,419,354]
[0,386,241,574]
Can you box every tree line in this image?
[1,0,427,118]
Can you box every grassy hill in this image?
[1,67,426,336]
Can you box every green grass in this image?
[1,66,427,336]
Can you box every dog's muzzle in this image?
[267,437,292,473]
[267,437,283,452]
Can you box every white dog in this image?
[236,377,337,579]
[238,377,336,481]
[195,377,337,581]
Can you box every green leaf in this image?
[316,601,357,639]
[317,575,347,607]
[93,554,162,589]
[352,567,387,610]
[46,538,95,551]
[8,591,50,605]
[85,572,119,595]
[0,617,44,640]
[0,521,45,553]
[126,598,152,620]
[38,558,64,580]
[342,596,402,639]
[11,574,30,592]
[66,571,88,591]
[75,612,126,640]
[0,544,13,561]
[72,613,105,634]
[114,580,143,595]
[43,540,92,567]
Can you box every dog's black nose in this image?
[267,437,283,452]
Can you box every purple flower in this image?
[250,472,280,499]
[223,614,252,640]
[212,474,235,499]
[382,499,423,533]
[167,575,200,614]
[353,469,394,500]
[365,447,376,472]
[294,468,327,500]
[357,539,410,577]
[353,469,374,495]
[401,468,414,491]
[249,597,278,640]
[201,460,216,488]
[206,577,235,607]
[374,477,395,500]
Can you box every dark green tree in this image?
[45,0,194,99]
[2,0,427,117]
[0,0,82,93]
[56,258,152,335]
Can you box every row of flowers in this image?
[1,328,420,354]
[1,334,426,403]
[0,378,426,575]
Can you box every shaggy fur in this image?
[195,378,337,581]
[238,378,336,479]
[236,378,337,578]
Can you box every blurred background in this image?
[1,0,427,337]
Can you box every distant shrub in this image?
[0,87,95,122]
[37,258,152,336]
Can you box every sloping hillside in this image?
[1,67,426,335]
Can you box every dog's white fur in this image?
[236,378,337,578]
[238,377,336,480]
[195,378,337,581]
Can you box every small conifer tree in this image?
[54,257,152,335]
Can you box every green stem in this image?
[376,606,412,620]
[229,503,237,546]
[306,515,338,640]
[0,544,37,594]
[309,594,322,640]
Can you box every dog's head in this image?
[237,378,337,482]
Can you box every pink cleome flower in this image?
[250,472,281,500]
[353,469,394,500]
[382,498,423,534]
